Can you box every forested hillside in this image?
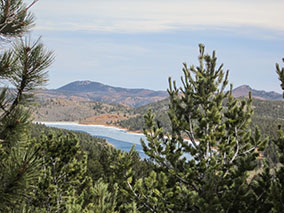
[30,123,151,187]
[116,97,284,139]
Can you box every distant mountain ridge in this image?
[34,81,282,108]
[232,85,282,100]
[36,80,168,107]
[56,80,166,97]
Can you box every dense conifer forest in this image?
[117,97,284,140]
[1,1,284,212]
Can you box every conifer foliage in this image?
[251,58,284,212]
[1,1,283,212]
[133,44,268,212]
[28,133,88,212]
[0,0,54,210]
[276,58,284,97]
[270,59,284,211]
[0,1,124,211]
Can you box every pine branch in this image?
[229,127,240,164]
[127,181,156,213]
[0,38,53,121]
[25,0,39,11]
[186,119,199,151]
[0,0,35,37]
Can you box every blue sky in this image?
[30,0,284,92]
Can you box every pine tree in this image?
[0,0,54,210]
[269,59,284,211]
[276,58,284,98]
[107,146,143,212]
[129,44,268,212]
[26,133,88,212]
[249,58,284,213]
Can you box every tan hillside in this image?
[32,98,135,125]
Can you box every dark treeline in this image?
[30,123,152,183]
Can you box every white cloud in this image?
[31,0,284,33]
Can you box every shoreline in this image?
[77,122,144,135]
[78,121,144,135]
[35,120,144,136]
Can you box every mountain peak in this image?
[238,85,251,89]
[233,84,282,100]
[76,80,93,85]
[56,81,106,92]
[53,80,168,107]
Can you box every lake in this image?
[43,122,148,159]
